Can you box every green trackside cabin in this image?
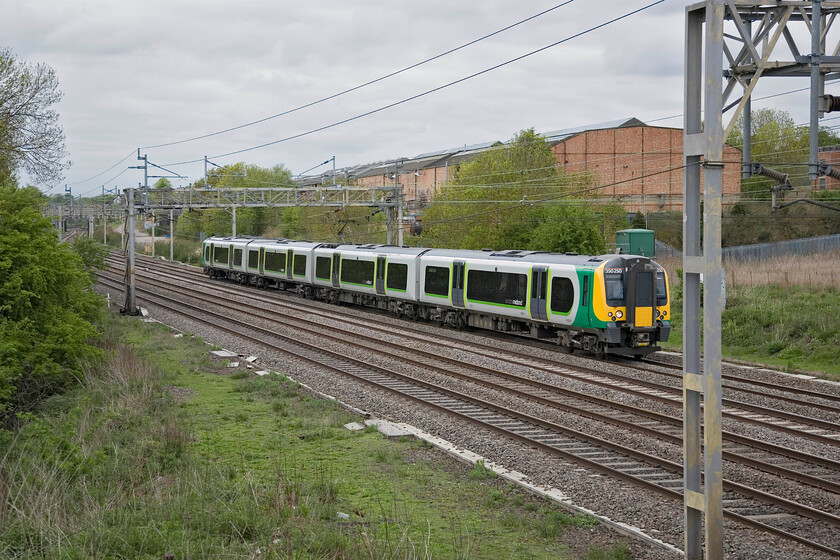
[616,228,655,257]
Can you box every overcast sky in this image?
[1,0,828,195]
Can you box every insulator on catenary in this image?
[825,95,840,113]
[755,165,788,183]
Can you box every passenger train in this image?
[201,236,671,358]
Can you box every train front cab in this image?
[594,257,671,356]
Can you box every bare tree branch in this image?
[0,48,69,186]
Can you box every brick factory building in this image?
[297,118,742,212]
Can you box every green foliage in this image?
[72,236,108,276]
[176,163,296,240]
[419,129,610,253]
[728,108,840,198]
[664,285,840,377]
[0,182,102,416]
[468,459,497,480]
[152,177,171,189]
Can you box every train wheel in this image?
[595,341,607,360]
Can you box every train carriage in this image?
[202,236,670,358]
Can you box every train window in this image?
[341,258,375,285]
[635,272,654,307]
[233,249,243,267]
[550,277,574,314]
[204,245,210,262]
[387,262,408,291]
[213,246,229,265]
[656,271,667,306]
[466,270,526,307]
[581,276,589,306]
[264,251,286,273]
[315,256,331,280]
[294,254,306,276]
[424,266,449,297]
[604,272,625,306]
[248,250,259,269]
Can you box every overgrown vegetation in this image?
[0,183,103,418]
[662,278,840,378]
[0,315,635,558]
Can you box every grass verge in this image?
[0,313,636,559]
[662,285,840,380]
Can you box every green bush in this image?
[0,184,103,418]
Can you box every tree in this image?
[419,129,606,253]
[176,163,296,240]
[152,177,172,189]
[727,108,840,198]
[0,48,68,185]
[0,180,102,417]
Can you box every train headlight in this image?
[608,312,613,318]
[615,310,623,319]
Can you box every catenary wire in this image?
[161,1,665,167]
[139,1,577,150]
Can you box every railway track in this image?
[113,256,840,446]
[99,255,840,555]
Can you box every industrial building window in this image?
[213,246,229,265]
[294,254,306,276]
[264,251,286,273]
[341,259,375,286]
[233,249,243,267]
[387,262,408,291]
[466,270,526,307]
[248,250,259,269]
[424,266,449,297]
[550,277,574,314]
[315,256,331,280]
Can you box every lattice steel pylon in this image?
[684,2,840,558]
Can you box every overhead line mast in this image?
[684,2,840,558]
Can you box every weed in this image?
[584,541,632,560]
[469,459,497,480]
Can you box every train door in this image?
[331,252,340,287]
[626,261,656,327]
[286,249,294,280]
[375,256,386,295]
[207,243,214,266]
[578,272,591,327]
[451,261,465,308]
[530,266,548,321]
[258,247,265,274]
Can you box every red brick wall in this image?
[355,126,742,212]
[552,126,741,211]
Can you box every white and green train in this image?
[202,236,671,358]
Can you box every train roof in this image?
[419,248,618,267]
[204,237,654,266]
[331,244,429,256]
